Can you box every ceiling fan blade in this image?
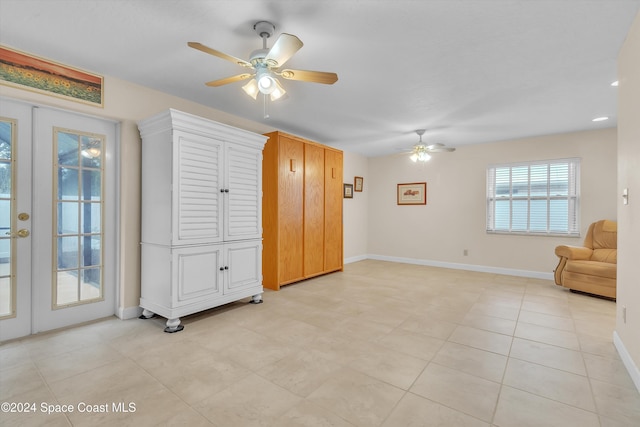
[426,144,456,153]
[264,33,303,67]
[279,69,338,84]
[188,42,252,68]
[205,73,254,87]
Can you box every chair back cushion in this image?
[591,248,617,263]
[584,220,617,263]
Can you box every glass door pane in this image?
[0,119,15,318]
[54,128,104,307]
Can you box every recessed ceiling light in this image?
[611,81,619,86]
[592,117,609,122]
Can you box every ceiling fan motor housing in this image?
[251,21,277,67]
[249,48,270,66]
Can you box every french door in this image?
[0,98,117,341]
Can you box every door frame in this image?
[0,96,121,339]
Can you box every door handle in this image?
[6,229,30,238]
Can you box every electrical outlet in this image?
[463,249,469,256]
[623,306,627,323]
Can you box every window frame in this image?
[52,127,105,308]
[486,158,580,237]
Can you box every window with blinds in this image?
[486,158,580,236]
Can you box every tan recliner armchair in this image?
[554,220,617,299]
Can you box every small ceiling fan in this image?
[408,129,455,162]
[188,21,338,101]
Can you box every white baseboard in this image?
[117,305,142,320]
[613,331,640,393]
[344,254,368,264]
[354,254,554,280]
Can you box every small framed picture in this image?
[354,176,364,192]
[397,182,427,205]
[343,183,353,198]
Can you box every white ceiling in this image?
[1,0,639,157]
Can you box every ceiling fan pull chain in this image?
[263,93,270,119]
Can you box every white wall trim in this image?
[117,305,142,320]
[359,254,554,280]
[344,254,369,264]
[613,331,640,393]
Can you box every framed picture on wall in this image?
[344,183,353,198]
[354,176,364,192]
[0,45,104,107]
[397,182,427,205]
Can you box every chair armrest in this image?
[555,245,593,260]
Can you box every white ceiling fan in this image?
[188,21,338,101]
[408,129,455,162]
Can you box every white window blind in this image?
[486,158,580,236]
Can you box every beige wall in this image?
[366,128,617,276]
[616,11,640,389]
[1,77,273,315]
[343,151,369,261]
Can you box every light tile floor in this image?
[1,260,639,426]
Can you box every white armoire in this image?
[138,109,267,332]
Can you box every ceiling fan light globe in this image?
[242,79,259,99]
[270,79,287,101]
[258,75,276,93]
[410,145,431,162]
[255,67,277,94]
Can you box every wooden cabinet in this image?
[138,109,267,332]
[262,131,343,290]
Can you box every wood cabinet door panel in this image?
[324,150,343,271]
[304,144,325,276]
[278,136,304,283]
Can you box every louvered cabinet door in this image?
[173,131,224,246]
[224,144,263,241]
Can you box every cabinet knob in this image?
[219,267,225,271]
[220,189,225,193]
[224,266,229,270]
[224,189,229,193]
